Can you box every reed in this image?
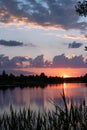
[0,90,87,130]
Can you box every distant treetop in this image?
[76,0,87,51]
[76,0,87,16]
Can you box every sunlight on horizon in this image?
[63,74,70,78]
[19,68,86,77]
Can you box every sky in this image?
[0,0,87,77]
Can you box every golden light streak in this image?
[56,34,87,41]
[64,34,87,40]
[63,83,67,89]
[0,13,65,31]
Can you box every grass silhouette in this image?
[0,89,87,130]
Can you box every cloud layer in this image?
[68,41,83,48]
[0,40,23,47]
[0,54,87,69]
[0,40,37,47]
[0,0,86,31]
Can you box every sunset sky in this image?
[0,0,87,77]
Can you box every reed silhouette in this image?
[0,89,87,130]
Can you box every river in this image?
[0,83,87,114]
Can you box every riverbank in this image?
[0,71,87,89]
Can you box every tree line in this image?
[0,70,87,89]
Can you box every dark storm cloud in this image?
[0,40,36,47]
[0,54,87,69]
[32,55,52,67]
[0,0,86,30]
[68,41,83,48]
[53,54,87,68]
[0,55,31,68]
[32,55,45,67]
[0,40,23,47]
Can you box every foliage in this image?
[76,0,87,51]
[76,0,87,16]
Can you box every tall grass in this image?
[0,90,87,130]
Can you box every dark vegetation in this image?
[76,0,87,17]
[76,0,87,50]
[0,70,87,89]
[0,90,87,130]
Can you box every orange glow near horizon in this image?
[19,67,86,77]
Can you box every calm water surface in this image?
[0,83,87,114]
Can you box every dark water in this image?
[0,83,87,114]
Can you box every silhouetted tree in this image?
[85,46,87,51]
[76,0,87,51]
[40,72,46,78]
[76,0,87,16]
[2,70,8,78]
[2,70,6,76]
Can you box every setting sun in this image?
[63,74,70,78]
